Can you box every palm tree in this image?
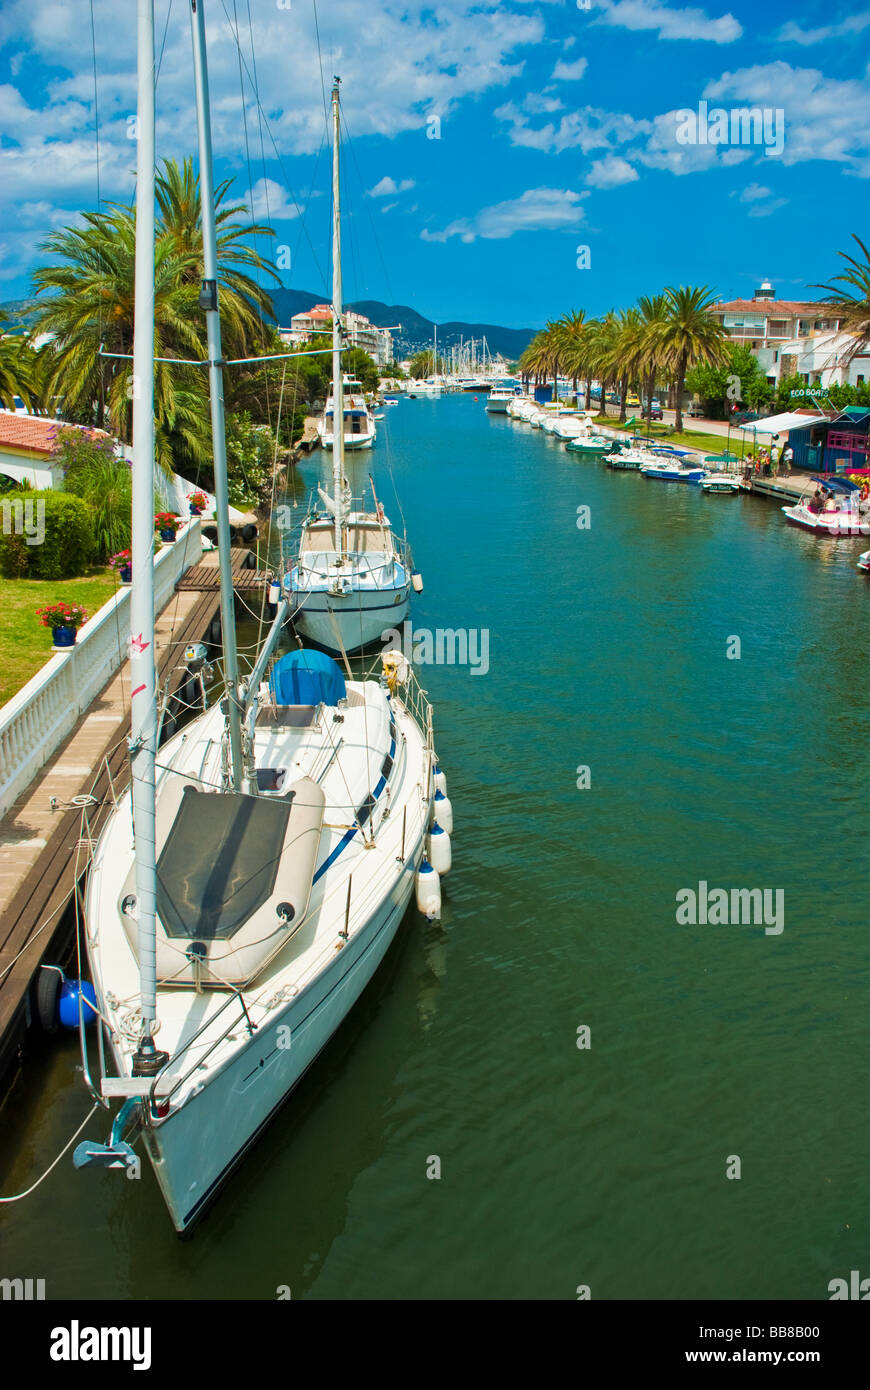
[813,234,870,363]
[608,308,644,424]
[553,310,588,404]
[0,316,43,411]
[636,293,669,424]
[32,158,278,471]
[654,286,729,432]
[586,312,619,417]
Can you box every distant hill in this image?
[2,288,539,360]
[0,299,39,329]
[267,288,537,360]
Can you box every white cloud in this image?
[495,98,649,153]
[368,176,416,198]
[733,182,787,216]
[777,13,870,46]
[585,154,639,187]
[552,58,588,81]
[0,0,546,282]
[421,187,588,243]
[739,183,770,201]
[590,0,742,43]
[704,62,870,171]
[247,178,301,221]
[747,198,787,217]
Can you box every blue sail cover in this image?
[270,649,347,706]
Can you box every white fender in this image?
[415,858,442,920]
[433,787,453,835]
[427,823,452,876]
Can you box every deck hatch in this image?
[156,788,292,940]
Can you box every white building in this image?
[707,279,848,386]
[280,304,393,366]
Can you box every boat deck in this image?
[0,553,259,1088]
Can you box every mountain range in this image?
[263,289,537,360]
[1,291,539,362]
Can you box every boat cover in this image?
[270,649,346,706]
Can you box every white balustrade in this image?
[0,520,203,819]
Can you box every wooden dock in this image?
[738,473,815,504]
[0,549,265,1088]
[175,547,269,592]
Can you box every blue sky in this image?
[1,0,869,328]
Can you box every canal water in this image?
[2,393,868,1299]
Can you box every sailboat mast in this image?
[189,0,243,787]
[129,0,162,1075]
[331,78,345,557]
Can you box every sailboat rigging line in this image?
[98,346,340,366]
[339,108,396,307]
[155,0,175,84]
[311,0,330,128]
[229,0,275,438]
[0,1104,102,1205]
[215,0,328,285]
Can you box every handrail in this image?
[148,985,255,1116]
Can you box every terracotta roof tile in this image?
[0,413,109,457]
[708,300,838,315]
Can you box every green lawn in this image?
[591,416,748,458]
[0,569,117,708]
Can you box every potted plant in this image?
[37,601,89,648]
[155,511,180,543]
[188,491,208,516]
[110,549,133,583]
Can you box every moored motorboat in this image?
[781,477,870,536]
[641,456,708,484]
[701,473,740,494]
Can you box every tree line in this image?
[516,242,870,431]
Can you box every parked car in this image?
[606,391,618,404]
[646,400,663,421]
[686,401,705,419]
[733,410,761,425]
[626,392,641,408]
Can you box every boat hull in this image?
[291,584,411,654]
[781,505,870,536]
[142,843,424,1232]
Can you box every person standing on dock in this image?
[780,442,793,475]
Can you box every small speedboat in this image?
[641,456,707,484]
[782,476,870,536]
[701,473,739,494]
[566,434,611,456]
[858,550,870,571]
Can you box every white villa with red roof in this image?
[708,280,870,390]
[0,412,108,489]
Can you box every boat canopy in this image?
[270,649,347,706]
[738,411,828,435]
[810,475,860,493]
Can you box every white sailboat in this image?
[287,80,417,656]
[318,373,376,450]
[74,4,448,1234]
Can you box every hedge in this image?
[0,489,96,579]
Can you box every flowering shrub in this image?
[36,601,89,631]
